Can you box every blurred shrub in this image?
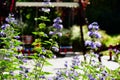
[61,25,120,51]
[100,31,120,47]
[60,28,72,46]
[70,25,88,51]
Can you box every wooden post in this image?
[78,0,90,60]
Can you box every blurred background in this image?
[0,0,120,53]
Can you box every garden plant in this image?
[51,22,120,80]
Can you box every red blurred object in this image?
[80,0,90,10]
[60,46,73,54]
[108,44,120,60]
[10,0,15,12]
[18,48,35,56]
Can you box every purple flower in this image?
[88,31,101,38]
[53,17,63,30]
[6,17,15,23]
[101,70,108,77]
[24,73,28,78]
[22,59,28,63]
[100,77,105,80]
[55,76,65,80]
[19,71,24,74]
[5,14,17,24]
[88,24,93,30]
[36,63,42,67]
[56,70,62,75]
[4,57,11,61]
[53,17,62,23]
[72,56,80,68]
[91,22,98,25]
[94,31,101,38]
[52,55,56,58]
[0,31,5,36]
[93,25,99,30]
[49,31,56,35]
[48,77,53,80]
[52,46,59,52]
[88,31,94,37]
[91,42,97,49]
[39,75,45,79]
[95,41,102,47]
[88,74,93,78]
[88,22,99,30]
[113,48,120,54]
[53,23,63,30]
[1,23,10,30]
[41,55,46,59]
[65,70,69,76]
[25,68,30,73]
[50,17,63,37]
[14,36,20,39]
[9,71,14,76]
[88,74,96,80]
[85,40,97,49]
[85,40,92,46]
[64,61,68,67]
[19,65,26,69]
[94,53,99,58]
[42,0,51,6]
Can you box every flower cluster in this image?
[0,14,19,38]
[71,56,81,68]
[19,65,30,78]
[49,17,63,37]
[42,0,51,13]
[85,22,102,62]
[54,56,81,80]
[85,22,102,49]
[85,40,101,49]
[5,14,17,24]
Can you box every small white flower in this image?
[41,8,50,12]
[52,46,59,52]
[57,32,62,37]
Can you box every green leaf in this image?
[43,71,52,75]
[74,77,80,80]
[39,32,45,37]
[32,32,39,35]
[43,41,52,45]
[73,66,80,69]
[44,60,52,66]
[40,16,50,21]
[26,14,31,19]
[35,16,50,21]
[39,23,46,29]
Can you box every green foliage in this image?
[0,20,23,79]
[63,25,120,50]
[35,16,50,22]
[60,28,72,46]
[100,31,120,47]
